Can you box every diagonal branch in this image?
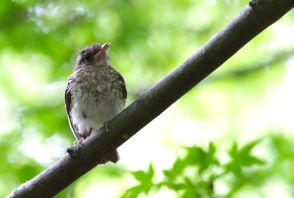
[8,0,294,197]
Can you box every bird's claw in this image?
[77,137,85,145]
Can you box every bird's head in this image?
[76,43,111,68]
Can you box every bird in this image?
[65,42,127,163]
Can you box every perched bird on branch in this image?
[65,43,127,163]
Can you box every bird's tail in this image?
[108,150,119,163]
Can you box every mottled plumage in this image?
[65,43,127,163]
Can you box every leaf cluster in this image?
[122,139,268,198]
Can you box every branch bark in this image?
[8,0,294,197]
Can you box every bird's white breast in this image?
[70,67,125,137]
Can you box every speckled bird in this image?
[65,43,127,163]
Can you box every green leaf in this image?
[208,142,217,155]
[184,145,219,173]
[121,186,144,198]
[163,158,186,179]
[132,170,148,183]
[239,139,262,157]
[147,163,155,180]
[241,156,265,166]
[226,139,265,176]
[229,141,238,157]
[129,164,155,195]
[132,164,154,184]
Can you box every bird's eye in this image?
[82,51,92,61]
[84,53,91,60]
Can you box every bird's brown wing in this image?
[116,72,127,99]
[65,77,81,140]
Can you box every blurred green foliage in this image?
[0,0,293,197]
[122,135,294,197]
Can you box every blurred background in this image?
[0,0,293,197]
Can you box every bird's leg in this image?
[103,121,110,132]
[77,137,85,146]
[87,128,93,137]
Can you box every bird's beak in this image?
[94,43,111,62]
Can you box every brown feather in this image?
[116,72,127,99]
[65,77,81,140]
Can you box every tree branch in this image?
[8,0,294,197]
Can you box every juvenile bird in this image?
[65,43,127,163]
